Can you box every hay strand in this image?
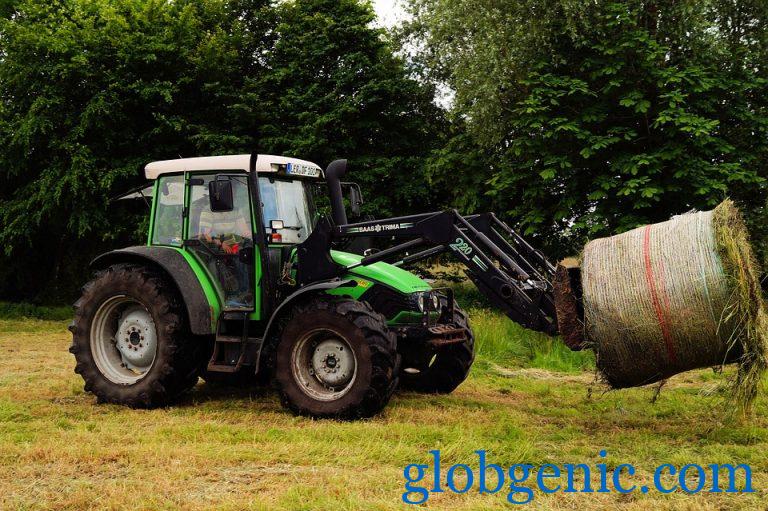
[711,201,768,415]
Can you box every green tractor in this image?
[70,154,559,418]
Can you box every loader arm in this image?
[296,210,559,335]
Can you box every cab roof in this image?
[144,154,323,180]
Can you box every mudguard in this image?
[91,246,214,335]
[256,278,357,372]
[261,278,357,342]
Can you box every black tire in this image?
[275,298,400,419]
[69,264,202,408]
[399,305,475,394]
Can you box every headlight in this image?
[415,292,440,312]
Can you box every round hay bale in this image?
[581,200,767,409]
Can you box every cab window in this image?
[258,177,316,244]
[151,175,184,246]
[188,174,253,251]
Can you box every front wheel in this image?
[399,305,475,394]
[275,298,400,419]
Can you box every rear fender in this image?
[91,246,217,335]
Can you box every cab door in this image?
[185,173,256,312]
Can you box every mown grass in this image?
[0,309,766,510]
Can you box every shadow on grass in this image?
[178,380,274,406]
[177,378,455,420]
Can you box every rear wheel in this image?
[399,304,475,394]
[69,264,201,408]
[275,298,399,419]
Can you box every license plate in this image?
[286,163,320,177]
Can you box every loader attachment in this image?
[296,210,559,335]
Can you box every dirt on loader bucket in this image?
[553,258,586,351]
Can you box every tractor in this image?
[70,154,559,418]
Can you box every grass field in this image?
[0,308,766,510]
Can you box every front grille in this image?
[359,285,418,319]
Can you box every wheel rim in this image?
[90,295,158,385]
[291,328,357,401]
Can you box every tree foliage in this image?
[252,0,445,216]
[0,0,442,301]
[3,0,767,302]
[405,0,768,258]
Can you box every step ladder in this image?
[207,311,263,373]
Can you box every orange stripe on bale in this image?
[642,225,677,365]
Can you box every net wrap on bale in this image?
[581,201,767,410]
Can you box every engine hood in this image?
[330,250,431,294]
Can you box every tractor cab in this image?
[143,154,327,314]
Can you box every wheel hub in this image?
[115,306,157,372]
[90,296,159,385]
[310,339,354,388]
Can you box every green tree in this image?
[0,0,443,302]
[0,0,15,18]
[405,0,768,258]
[0,0,249,300]
[249,0,445,217]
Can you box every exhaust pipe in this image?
[325,159,348,225]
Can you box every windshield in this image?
[258,177,318,243]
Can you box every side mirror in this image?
[209,178,234,212]
[270,219,285,231]
[348,185,363,217]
